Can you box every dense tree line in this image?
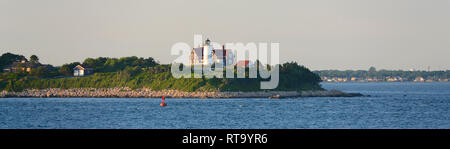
[314,67,449,81]
[0,53,159,78]
[0,53,27,69]
[81,56,158,73]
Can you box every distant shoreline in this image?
[320,81,450,83]
[0,88,362,98]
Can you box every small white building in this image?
[73,65,94,77]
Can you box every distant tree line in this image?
[314,66,449,81]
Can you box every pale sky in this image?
[1,0,449,70]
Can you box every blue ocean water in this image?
[0,82,449,129]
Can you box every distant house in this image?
[73,65,94,77]
[3,59,44,73]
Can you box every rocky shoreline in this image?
[0,87,362,98]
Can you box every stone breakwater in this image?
[0,87,362,98]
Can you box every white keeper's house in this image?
[73,65,94,77]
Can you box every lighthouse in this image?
[202,38,213,65]
[190,37,233,66]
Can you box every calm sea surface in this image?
[1,82,449,129]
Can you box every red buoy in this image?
[160,96,167,107]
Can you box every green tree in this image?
[58,65,72,76]
[0,53,27,69]
[30,66,49,78]
[369,66,376,72]
[83,57,107,71]
[368,66,377,77]
[30,55,39,64]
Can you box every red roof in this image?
[236,60,250,66]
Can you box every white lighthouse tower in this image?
[202,38,213,65]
